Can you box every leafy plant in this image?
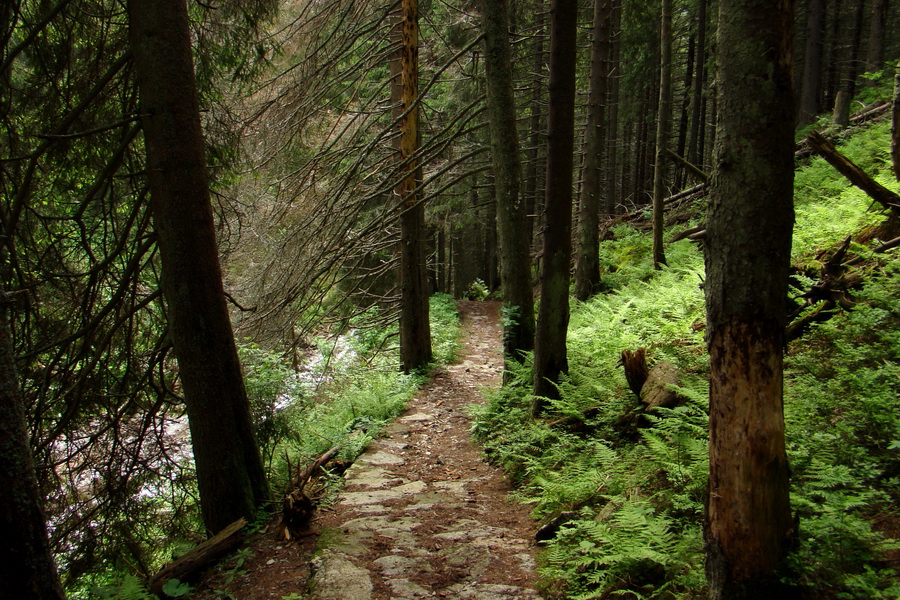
[87,576,156,600]
[466,278,491,300]
[161,578,192,598]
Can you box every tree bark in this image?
[532,0,578,413]
[652,0,673,269]
[480,0,536,360]
[575,0,613,300]
[0,299,65,600]
[127,0,269,534]
[705,0,795,595]
[396,0,433,373]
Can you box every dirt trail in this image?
[193,301,540,600]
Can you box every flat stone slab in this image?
[339,480,428,506]
[399,412,433,422]
[445,582,542,599]
[357,450,406,465]
[310,552,373,600]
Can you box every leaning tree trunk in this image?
[652,0,673,269]
[704,0,795,596]
[397,0,432,373]
[532,0,578,413]
[575,0,613,301]
[0,298,65,600]
[480,0,535,360]
[127,0,269,534]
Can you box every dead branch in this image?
[806,130,900,214]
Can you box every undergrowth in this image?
[258,292,461,494]
[473,120,900,599]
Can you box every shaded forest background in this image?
[1,0,899,598]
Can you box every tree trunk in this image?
[687,0,708,168]
[833,0,864,127]
[604,0,622,215]
[652,0,673,269]
[674,32,695,190]
[396,0,432,373]
[798,0,825,124]
[704,0,795,596]
[865,0,888,74]
[483,180,499,292]
[525,1,546,249]
[893,62,900,181]
[480,0,536,360]
[532,0,578,413]
[0,300,65,600]
[575,0,613,300]
[127,0,269,534]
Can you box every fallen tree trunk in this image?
[640,360,685,410]
[149,518,247,598]
[670,224,704,242]
[806,130,900,213]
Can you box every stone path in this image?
[309,301,540,599]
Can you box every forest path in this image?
[193,301,541,600]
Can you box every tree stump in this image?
[619,348,649,398]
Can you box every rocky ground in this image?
[191,301,541,600]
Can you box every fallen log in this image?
[670,224,704,243]
[640,361,686,410]
[806,130,900,214]
[149,518,247,598]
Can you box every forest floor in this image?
[191,301,541,600]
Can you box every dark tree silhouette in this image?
[128,0,269,534]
